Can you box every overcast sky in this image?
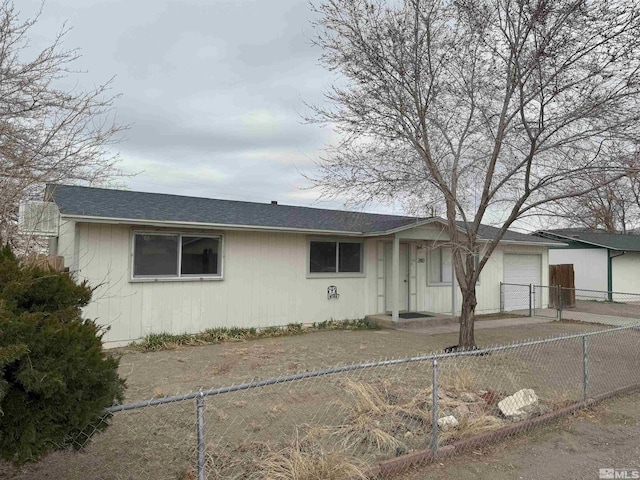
[21,0,406,214]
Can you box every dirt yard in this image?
[3,320,638,480]
[399,391,640,480]
[118,320,606,402]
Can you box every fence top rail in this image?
[567,287,640,296]
[501,282,640,297]
[105,323,640,413]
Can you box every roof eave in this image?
[59,214,367,236]
[535,231,623,250]
[491,239,568,247]
[59,214,566,246]
[363,217,444,236]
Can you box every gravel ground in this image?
[399,391,640,480]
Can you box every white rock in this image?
[498,389,538,418]
[437,415,459,431]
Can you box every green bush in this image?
[133,319,378,352]
[0,245,125,464]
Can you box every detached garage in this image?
[535,229,640,298]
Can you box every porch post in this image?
[392,234,400,322]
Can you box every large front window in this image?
[309,240,363,274]
[133,233,222,279]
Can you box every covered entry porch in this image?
[375,226,460,325]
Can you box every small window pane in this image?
[310,241,337,273]
[134,234,178,277]
[181,237,220,275]
[441,249,453,283]
[428,248,441,283]
[339,242,362,273]
[428,248,452,284]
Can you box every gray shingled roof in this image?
[536,229,640,252]
[46,184,556,244]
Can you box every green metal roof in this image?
[535,229,640,252]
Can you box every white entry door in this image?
[503,254,541,311]
[384,243,409,312]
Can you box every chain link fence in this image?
[4,323,640,479]
[501,283,640,326]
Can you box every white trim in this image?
[366,218,446,236]
[490,239,566,247]
[59,213,565,246]
[382,240,411,314]
[64,214,362,236]
[130,230,224,282]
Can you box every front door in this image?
[384,243,409,312]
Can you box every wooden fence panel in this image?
[549,264,575,308]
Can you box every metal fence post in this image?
[196,392,206,480]
[582,335,589,403]
[556,285,561,321]
[499,282,504,313]
[529,284,533,317]
[431,358,439,456]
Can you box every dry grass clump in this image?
[334,381,407,453]
[328,380,432,454]
[440,364,476,392]
[337,414,405,453]
[260,443,368,480]
[440,414,504,443]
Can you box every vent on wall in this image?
[18,202,60,237]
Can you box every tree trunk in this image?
[458,288,478,348]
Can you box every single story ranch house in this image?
[41,185,559,346]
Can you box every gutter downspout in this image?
[608,249,627,301]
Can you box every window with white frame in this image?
[428,247,453,284]
[428,247,481,285]
[309,240,363,274]
[133,233,222,278]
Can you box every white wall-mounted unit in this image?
[18,201,60,237]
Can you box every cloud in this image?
[18,0,400,214]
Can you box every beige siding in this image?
[612,252,640,296]
[61,221,551,344]
[419,244,549,315]
[73,224,379,343]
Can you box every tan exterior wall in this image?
[57,221,550,344]
[67,223,379,344]
[612,252,640,296]
[417,243,549,315]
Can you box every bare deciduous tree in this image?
[309,0,640,347]
[0,0,123,247]
[542,154,640,233]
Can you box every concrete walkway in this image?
[559,310,640,327]
[403,316,554,335]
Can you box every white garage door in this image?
[503,254,541,311]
